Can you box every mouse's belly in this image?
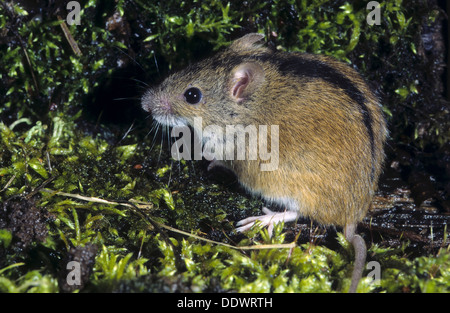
[231,160,372,227]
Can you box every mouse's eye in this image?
[184,87,202,105]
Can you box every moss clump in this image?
[0,0,449,293]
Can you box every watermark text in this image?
[170,117,279,171]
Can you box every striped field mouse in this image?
[141,33,387,292]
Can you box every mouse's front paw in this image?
[236,207,298,237]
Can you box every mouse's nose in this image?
[159,97,173,114]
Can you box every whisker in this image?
[129,77,150,89]
[150,122,160,145]
[114,46,145,72]
[118,120,136,143]
[153,52,160,77]
[113,96,141,101]
[157,123,166,164]
[167,159,173,187]
[149,121,161,153]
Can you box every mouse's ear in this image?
[229,33,265,52]
[230,62,265,101]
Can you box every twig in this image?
[40,188,297,251]
[0,174,16,193]
[57,15,82,56]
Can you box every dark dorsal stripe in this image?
[207,52,376,179]
[261,53,376,180]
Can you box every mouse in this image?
[141,33,387,292]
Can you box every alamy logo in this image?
[366,261,381,285]
[66,261,81,286]
[170,117,279,171]
[367,1,381,26]
[66,1,81,26]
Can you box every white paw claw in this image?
[236,207,298,237]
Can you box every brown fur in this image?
[142,33,388,292]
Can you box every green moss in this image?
[0,0,448,293]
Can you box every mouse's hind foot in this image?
[236,207,298,237]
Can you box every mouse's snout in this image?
[142,89,187,127]
[141,89,155,112]
[142,89,171,113]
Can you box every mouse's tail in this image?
[345,223,367,293]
